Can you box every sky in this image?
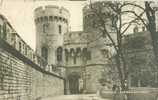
[0,0,87,50]
[1,0,158,50]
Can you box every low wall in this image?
[99,88,158,100]
[0,39,65,100]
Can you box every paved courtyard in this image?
[41,94,107,100]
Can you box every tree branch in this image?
[121,11,145,35]
[89,1,118,52]
[122,10,148,29]
[120,2,145,11]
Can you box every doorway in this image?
[68,73,80,94]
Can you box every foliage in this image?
[126,36,146,49]
[89,0,146,90]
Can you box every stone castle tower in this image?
[34,5,70,65]
[63,2,112,94]
[34,4,112,94]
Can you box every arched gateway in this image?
[68,72,81,94]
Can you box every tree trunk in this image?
[145,2,158,66]
[115,53,127,91]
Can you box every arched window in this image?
[76,47,81,56]
[63,18,66,23]
[37,18,40,22]
[41,47,48,62]
[44,16,48,21]
[54,16,58,21]
[59,25,62,34]
[40,17,43,22]
[57,47,63,62]
[49,16,53,21]
[82,48,87,60]
[70,48,77,64]
[43,23,49,33]
[70,48,75,57]
[65,49,69,62]
[59,17,62,21]
[82,48,87,55]
[19,42,22,52]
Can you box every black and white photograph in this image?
[0,0,158,100]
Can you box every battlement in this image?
[82,1,112,32]
[34,5,69,14]
[34,5,70,65]
[34,5,70,24]
[34,15,68,24]
[64,31,89,45]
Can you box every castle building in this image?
[0,1,158,97]
[34,5,70,65]
[34,4,112,94]
[123,30,158,87]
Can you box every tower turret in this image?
[34,5,70,65]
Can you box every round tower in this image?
[83,1,113,32]
[82,2,114,93]
[34,5,70,65]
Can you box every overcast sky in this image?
[1,0,158,50]
[0,0,87,50]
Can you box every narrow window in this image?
[87,51,91,60]
[57,47,63,62]
[74,56,76,64]
[82,48,87,61]
[65,49,69,62]
[44,16,48,21]
[3,23,6,39]
[41,47,48,62]
[54,16,57,20]
[49,16,53,21]
[59,17,62,21]
[19,42,22,52]
[23,43,25,53]
[59,25,62,34]
[43,23,49,33]
[40,17,43,22]
[25,47,27,55]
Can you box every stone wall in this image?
[0,39,65,100]
[85,64,104,93]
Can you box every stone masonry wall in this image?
[0,40,64,100]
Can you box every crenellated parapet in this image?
[34,15,68,24]
[34,5,70,65]
[82,1,114,32]
[63,31,92,66]
[34,5,69,25]
[64,47,91,66]
[64,31,89,46]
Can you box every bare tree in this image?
[144,1,158,66]
[88,0,146,90]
